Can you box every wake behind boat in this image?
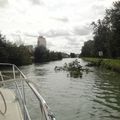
[0,63,55,120]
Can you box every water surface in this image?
[21,58,120,120]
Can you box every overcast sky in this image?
[0,0,116,53]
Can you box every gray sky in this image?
[0,0,116,53]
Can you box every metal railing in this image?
[0,63,56,120]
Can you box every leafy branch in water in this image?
[54,59,93,78]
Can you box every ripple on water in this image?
[20,58,120,120]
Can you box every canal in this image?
[20,58,120,120]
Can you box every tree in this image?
[57,52,62,60]
[0,33,32,65]
[81,1,120,58]
[34,46,63,63]
[92,20,112,57]
[70,53,76,58]
[81,40,94,57]
[34,46,48,62]
[106,1,120,57]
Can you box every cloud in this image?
[29,0,43,5]
[0,0,8,7]
[92,4,105,10]
[65,36,77,41]
[9,32,24,45]
[91,4,106,14]
[52,17,69,23]
[65,36,78,45]
[47,41,55,47]
[64,35,88,52]
[68,38,83,47]
[44,29,71,38]
[0,0,116,53]
[23,29,70,38]
[64,36,83,52]
[73,25,91,36]
[24,32,38,37]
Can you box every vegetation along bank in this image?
[83,58,120,73]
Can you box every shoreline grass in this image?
[82,58,120,73]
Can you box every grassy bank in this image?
[83,58,120,73]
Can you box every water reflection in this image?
[20,58,120,120]
[35,68,48,76]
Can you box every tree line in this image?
[81,1,120,58]
[0,34,32,66]
[0,34,63,65]
[34,46,62,63]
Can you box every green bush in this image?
[0,34,32,66]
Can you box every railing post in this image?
[0,71,5,86]
[13,65,18,105]
[22,80,27,120]
[13,65,16,79]
[13,65,27,120]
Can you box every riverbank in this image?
[82,58,120,73]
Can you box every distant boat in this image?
[0,63,55,120]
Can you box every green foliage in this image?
[101,59,120,72]
[0,33,63,65]
[70,53,76,58]
[0,33,32,65]
[81,1,120,58]
[83,58,120,73]
[54,59,92,78]
[34,46,49,62]
[81,40,95,57]
[34,46,62,63]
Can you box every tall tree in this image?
[106,1,120,57]
[92,19,112,57]
[0,33,32,65]
[81,40,94,57]
[81,1,120,58]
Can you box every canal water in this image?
[20,58,120,120]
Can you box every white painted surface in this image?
[0,88,23,120]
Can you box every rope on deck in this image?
[0,91,7,115]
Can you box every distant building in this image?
[37,36,46,48]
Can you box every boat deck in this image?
[0,88,23,120]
